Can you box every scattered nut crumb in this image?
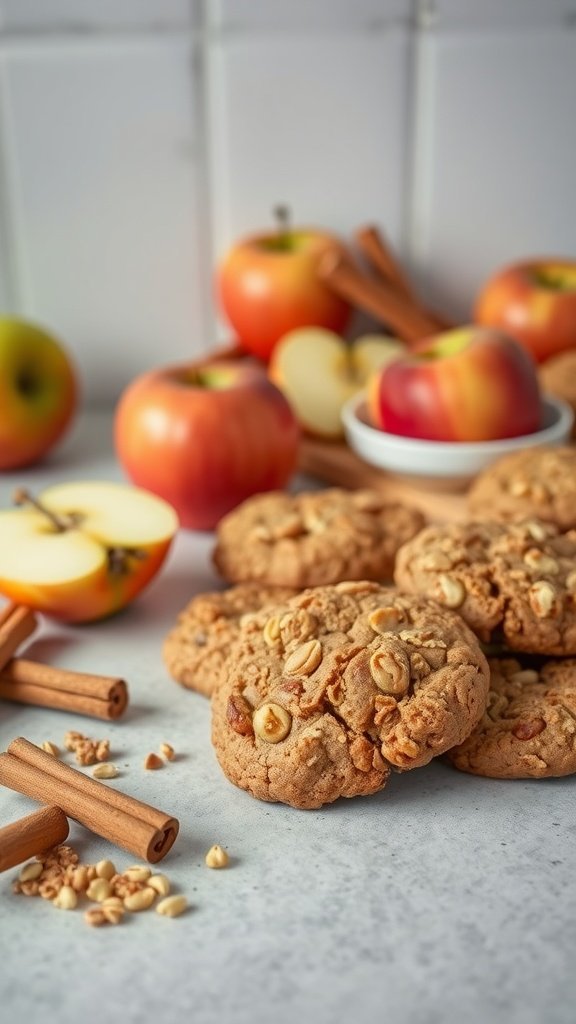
[205,845,229,869]
[156,895,187,918]
[41,741,60,757]
[159,743,175,761]
[64,731,110,766]
[92,763,118,780]
[12,844,187,928]
[144,753,163,770]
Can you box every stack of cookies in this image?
[164,454,576,809]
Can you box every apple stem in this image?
[12,488,79,533]
[273,204,292,250]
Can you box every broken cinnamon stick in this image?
[0,805,69,872]
[0,604,37,671]
[0,659,129,720]
[0,737,179,863]
[319,251,439,344]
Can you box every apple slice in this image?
[269,327,404,439]
[0,481,178,623]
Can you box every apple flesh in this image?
[114,358,300,530]
[0,481,178,622]
[0,318,77,470]
[270,327,404,439]
[218,221,351,362]
[369,326,541,442]
[475,259,576,364]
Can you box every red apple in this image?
[474,258,576,364]
[217,207,351,362]
[114,357,300,530]
[368,326,541,442]
[0,318,77,470]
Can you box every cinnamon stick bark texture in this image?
[0,660,129,720]
[0,805,69,872]
[0,738,179,863]
[319,251,440,343]
[0,604,37,671]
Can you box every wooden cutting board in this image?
[298,437,470,522]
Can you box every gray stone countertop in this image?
[0,412,574,1024]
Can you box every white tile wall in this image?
[0,0,574,405]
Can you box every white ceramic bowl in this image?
[341,393,574,487]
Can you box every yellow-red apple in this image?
[0,318,77,470]
[217,208,351,362]
[114,358,300,530]
[0,481,178,622]
[270,327,404,439]
[475,258,576,363]
[368,326,541,442]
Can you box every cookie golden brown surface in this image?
[394,519,576,655]
[211,582,489,809]
[163,583,298,697]
[447,656,576,778]
[212,488,425,588]
[468,446,576,529]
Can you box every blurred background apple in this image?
[0,318,77,471]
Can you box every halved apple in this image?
[0,481,178,622]
[269,327,404,438]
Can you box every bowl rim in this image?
[341,392,574,454]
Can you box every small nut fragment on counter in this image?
[92,763,119,780]
[253,703,292,743]
[41,741,60,757]
[148,874,171,897]
[124,887,156,912]
[86,877,112,903]
[19,861,43,883]
[159,742,175,761]
[144,752,163,770]
[205,845,230,869]
[95,859,116,881]
[124,865,151,883]
[156,895,188,918]
[53,885,78,910]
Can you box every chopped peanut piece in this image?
[159,743,175,761]
[144,753,163,770]
[53,885,77,910]
[92,763,118,779]
[156,895,187,918]
[41,741,60,757]
[205,845,229,869]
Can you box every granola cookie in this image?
[468,446,576,529]
[447,656,576,778]
[539,352,576,439]
[212,488,425,588]
[211,581,489,808]
[394,518,576,655]
[163,583,298,697]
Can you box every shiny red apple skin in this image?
[218,229,351,362]
[369,326,541,442]
[114,359,300,530]
[474,259,576,364]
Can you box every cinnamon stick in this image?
[0,805,69,872]
[0,604,37,671]
[319,251,439,344]
[355,224,415,300]
[0,737,179,863]
[0,659,129,720]
[355,224,453,332]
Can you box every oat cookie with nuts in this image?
[163,583,298,697]
[447,657,576,778]
[394,519,576,655]
[212,488,425,588]
[211,582,489,808]
[468,446,576,530]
